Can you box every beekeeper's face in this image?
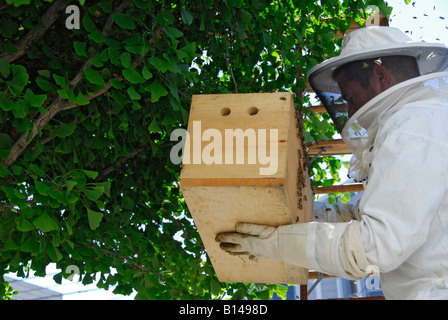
[336,64,395,118]
[336,72,380,118]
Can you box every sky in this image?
[5,0,448,300]
[386,0,447,45]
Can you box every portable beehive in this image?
[180,92,313,284]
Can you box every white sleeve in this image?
[357,130,448,272]
[313,201,362,222]
[278,220,371,280]
[305,221,371,280]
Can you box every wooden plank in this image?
[306,139,351,156]
[305,105,326,114]
[180,92,313,285]
[314,183,364,194]
[335,14,389,38]
[308,271,337,279]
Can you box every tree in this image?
[0,0,391,300]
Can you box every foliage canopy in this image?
[0,0,390,299]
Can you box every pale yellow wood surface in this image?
[314,183,364,194]
[180,92,313,284]
[181,92,291,185]
[181,185,309,284]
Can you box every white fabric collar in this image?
[341,72,448,181]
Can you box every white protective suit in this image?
[311,72,448,300]
[215,27,448,300]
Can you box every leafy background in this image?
[0,0,390,300]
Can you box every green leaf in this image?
[110,79,125,89]
[88,30,106,43]
[147,118,161,132]
[65,180,77,193]
[127,86,141,100]
[8,64,29,96]
[83,188,102,201]
[82,13,97,32]
[0,133,11,150]
[53,74,67,88]
[111,13,136,29]
[148,56,171,73]
[47,245,63,261]
[161,111,178,125]
[141,65,153,80]
[33,213,59,232]
[36,77,56,92]
[20,238,39,253]
[24,89,47,107]
[11,99,29,119]
[48,189,67,205]
[30,163,46,177]
[327,195,337,205]
[177,42,196,60]
[120,52,132,68]
[35,180,49,195]
[122,67,145,84]
[55,122,77,138]
[0,94,15,111]
[16,216,35,232]
[146,80,168,102]
[0,163,11,177]
[0,60,10,78]
[57,88,76,101]
[95,181,111,197]
[74,92,90,105]
[181,8,194,25]
[164,26,184,39]
[87,208,103,230]
[74,41,87,57]
[83,169,98,179]
[85,67,105,86]
[209,278,221,295]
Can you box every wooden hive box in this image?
[180,92,313,284]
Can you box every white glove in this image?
[216,221,371,280]
[215,223,280,261]
[215,222,312,269]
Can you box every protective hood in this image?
[342,72,448,182]
[307,26,448,133]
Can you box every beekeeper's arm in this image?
[313,201,362,223]
[216,123,448,280]
[215,191,369,280]
[216,219,370,280]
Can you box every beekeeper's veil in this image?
[307,26,448,181]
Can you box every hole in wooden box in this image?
[248,107,259,116]
[220,107,231,116]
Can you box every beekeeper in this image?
[215,26,448,300]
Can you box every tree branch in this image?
[99,141,174,178]
[2,1,134,168]
[223,53,238,93]
[0,0,71,63]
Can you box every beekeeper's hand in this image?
[215,222,280,261]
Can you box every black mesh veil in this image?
[308,66,349,134]
[312,90,349,134]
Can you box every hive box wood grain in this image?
[180,92,313,284]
